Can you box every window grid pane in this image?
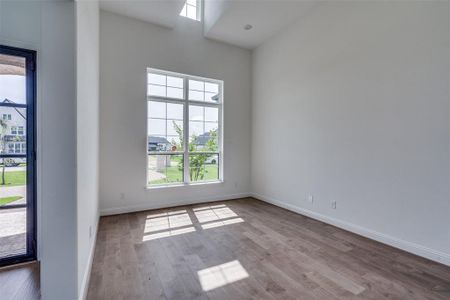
[189,153,219,182]
[148,101,184,152]
[188,79,220,103]
[187,4,197,20]
[148,73,166,85]
[148,154,184,185]
[189,104,218,152]
[167,76,183,88]
[148,73,184,99]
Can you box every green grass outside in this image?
[0,196,23,206]
[0,171,26,187]
[150,165,218,185]
[171,156,182,163]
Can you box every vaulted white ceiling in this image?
[99,0,319,49]
[203,0,319,49]
[99,0,186,29]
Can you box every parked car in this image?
[205,156,217,164]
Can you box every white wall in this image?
[99,11,251,215]
[76,0,99,299]
[1,0,78,298]
[252,1,450,265]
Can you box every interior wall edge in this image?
[251,192,450,267]
[78,215,100,300]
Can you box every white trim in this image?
[196,0,202,22]
[251,192,450,267]
[100,193,250,216]
[184,77,190,183]
[78,216,99,300]
[147,179,224,190]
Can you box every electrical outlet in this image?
[89,226,93,238]
[308,195,314,203]
[120,193,125,200]
[331,200,337,209]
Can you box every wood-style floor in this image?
[87,198,450,299]
[0,261,40,300]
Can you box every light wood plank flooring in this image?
[0,262,40,300]
[87,198,450,299]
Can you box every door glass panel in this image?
[0,162,27,258]
[0,50,31,263]
[0,160,27,206]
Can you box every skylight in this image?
[180,0,200,21]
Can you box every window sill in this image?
[146,180,224,190]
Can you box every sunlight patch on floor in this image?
[198,260,249,291]
[142,205,245,241]
[144,210,193,233]
[142,226,196,241]
[201,217,244,230]
[194,205,238,223]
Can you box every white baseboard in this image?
[100,193,251,216]
[251,192,450,267]
[79,216,100,300]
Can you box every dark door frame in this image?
[0,45,37,267]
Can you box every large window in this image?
[147,69,222,186]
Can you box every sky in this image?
[0,75,26,104]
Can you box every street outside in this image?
[0,207,26,258]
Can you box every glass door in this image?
[0,45,36,266]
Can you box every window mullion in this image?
[165,102,168,144]
[148,96,185,104]
[183,77,190,184]
[218,82,223,181]
[196,0,200,21]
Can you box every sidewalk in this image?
[0,185,26,205]
[0,207,26,258]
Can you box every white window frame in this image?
[147,68,223,188]
[179,0,201,21]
